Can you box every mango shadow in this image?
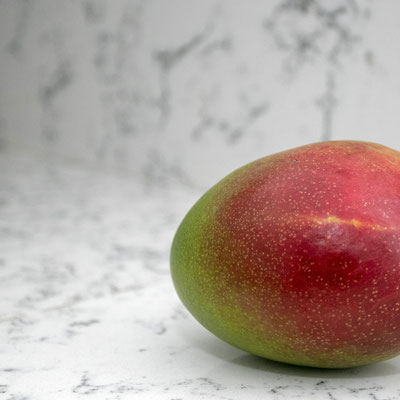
[182,322,400,378]
[232,353,400,379]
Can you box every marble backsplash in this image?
[0,0,399,188]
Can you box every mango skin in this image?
[170,141,400,368]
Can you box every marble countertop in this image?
[1,152,400,400]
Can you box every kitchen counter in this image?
[1,152,400,400]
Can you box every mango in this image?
[170,141,400,368]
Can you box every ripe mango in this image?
[170,141,400,368]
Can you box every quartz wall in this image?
[1,0,399,187]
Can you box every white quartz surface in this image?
[2,152,400,400]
